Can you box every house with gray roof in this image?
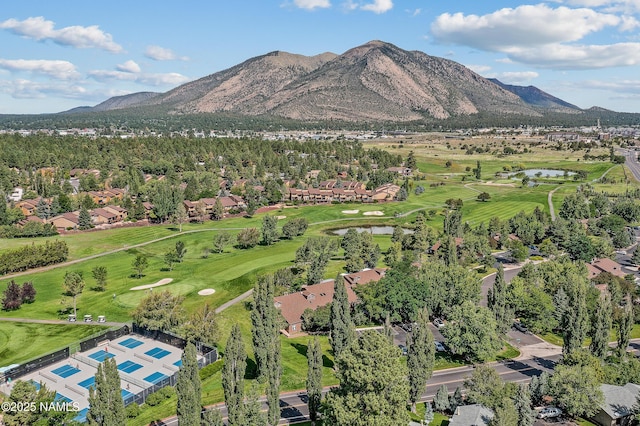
[449,404,494,426]
[592,383,640,426]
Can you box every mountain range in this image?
[73,40,585,123]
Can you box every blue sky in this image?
[2,0,640,115]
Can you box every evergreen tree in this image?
[408,307,436,412]
[91,266,108,291]
[201,409,224,426]
[489,265,512,334]
[212,198,224,220]
[329,275,354,360]
[529,372,549,406]
[35,198,51,219]
[243,385,267,426]
[433,384,449,412]
[79,206,93,229]
[449,387,464,413]
[618,294,634,356]
[514,384,534,426]
[175,240,187,262]
[491,399,519,426]
[323,330,410,425]
[424,401,435,425]
[261,214,279,246]
[589,292,612,359]
[222,324,246,426]
[475,160,482,180]
[87,358,126,426]
[307,337,322,426]
[562,274,590,356]
[251,274,279,382]
[632,248,640,266]
[0,194,7,225]
[176,343,201,426]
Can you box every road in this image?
[623,148,640,182]
[154,354,561,426]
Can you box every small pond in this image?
[510,169,575,178]
[331,226,414,236]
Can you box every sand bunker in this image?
[198,288,216,296]
[130,278,173,291]
[276,215,287,220]
[363,211,384,216]
[342,210,360,214]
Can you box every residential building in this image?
[592,383,640,426]
[449,404,494,426]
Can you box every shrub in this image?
[199,360,223,380]
[125,403,141,418]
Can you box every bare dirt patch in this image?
[363,211,384,216]
[342,210,360,214]
[130,278,173,291]
[198,288,216,296]
[276,215,287,220]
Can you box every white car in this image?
[433,318,445,329]
[537,407,562,419]
[434,341,446,352]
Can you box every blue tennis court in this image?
[119,337,144,349]
[118,360,143,374]
[88,350,115,362]
[51,365,81,378]
[55,393,71,403]
[173,360,182,367]
[144,347,171,359]
[143,372,168,384]
[78,377,96,389]
[74,408,88,423]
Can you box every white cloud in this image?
[561,0,640,13]
[406,8,421,17]
[293,0,331,10]
[467,64,492,74]
[0,16,122,53]
[509,42,640,69]
[88,68,190,86]
[0,78,88,99]
[361,0,393,13]
[0,59,80,79]
[145,45,189,61]
[431,4,623,51]
[497,71,540,84]
[116,60,141,73]
[431,4,640,69]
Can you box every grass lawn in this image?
[0,322,108,366]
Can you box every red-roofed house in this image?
[587,258,627,279]
[274,279,357,336]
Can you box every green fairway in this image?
[0,322,108,366]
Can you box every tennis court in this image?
[78,376,96,390]
[143,371,168,384]
[88,350,115,362]
[51,365,80,378]
[117,360,143,374]
[145,347,171,359]
[119,337,144,349]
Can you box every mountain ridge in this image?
[67,40,588,122]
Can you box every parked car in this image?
[513,321,528,333]
[433,318,445,329]
[398,344,408,356]
[537,407,562,419]
[434,341,446,352]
